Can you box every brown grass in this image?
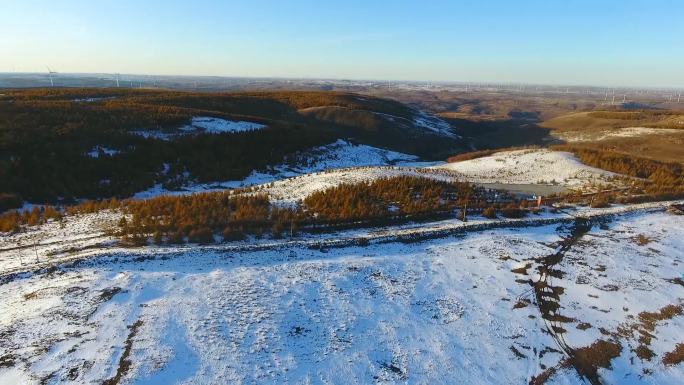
[663,343,684,366]
[631,234,651,246]
[638,304,683,332]
[543,110,684,132]
[568,340,622,380]
[634,345,655,361]
[447,149,498,162]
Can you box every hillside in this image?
[0,88,465,207]
[542,111,684,163]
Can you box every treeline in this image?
[0,198,121,233]
[446,146,540,163]
[553,145,684,202]
[117,176,536,244]
[119,177,482,244]
[120,193,301,245]
[303,176,477,223]
[447,149,498,163]
[2,175,540,240]
[589,110,682,121]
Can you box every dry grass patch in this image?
[568,340,622,381]
[631,234,652,246]
[663,343,684,366]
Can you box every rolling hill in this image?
[0,88,466,206]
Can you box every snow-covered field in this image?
[433,149,620,188]
[3,141,681,384]
[255,166,458,206]
[554,127,684,143]
[1,209,683,384]
[180,116,266,133]
[86,146,120,158]
[129,116,266,140]
[412,110,460,138]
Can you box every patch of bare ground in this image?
[513,299,530,309]
[634,345,655,361]
[511,263,532,275]
[576,322,592,330]
[612,302,684,367]
[102,319,142,385]
[0,354,16,368]
[638,304,683,335]
[530,367,557,385]
[663,343,684,366]
[568,340,622,384]
[630,234,652,246]
[530,340,621,385]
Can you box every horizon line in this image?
[1,71,683,91]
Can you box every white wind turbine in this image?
[46,66,57,87]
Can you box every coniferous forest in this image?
[0,88,465,207]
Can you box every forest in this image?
[0,88,463,208]
[1,176,532,243]
[552,145,684,202]
[119,176,486,244]
[302,176,478,223]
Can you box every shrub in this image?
[590,196,611,208]
[482,206,497,219]
[500,204,526,218]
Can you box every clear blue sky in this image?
[2,0,683,87]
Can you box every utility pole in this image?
[461,191,470,222]
[33,239,40,264]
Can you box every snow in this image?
[4,134,683,384]
[179,116,266,133]
[128,129,180,141]
[412,110,460,138]
[72,97,117,103]
[1,208,683,384]
[86,146,120,158]
[433,149,620,188]
[256,166,458,206]
[131,140,440,200]
[130,148,631,204]
[555,127,684,143]
[371,110,459,138]
[129,116,267,140]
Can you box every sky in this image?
[1,0,683,87]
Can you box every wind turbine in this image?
[115,73,120,88]
[46,66,57,87]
